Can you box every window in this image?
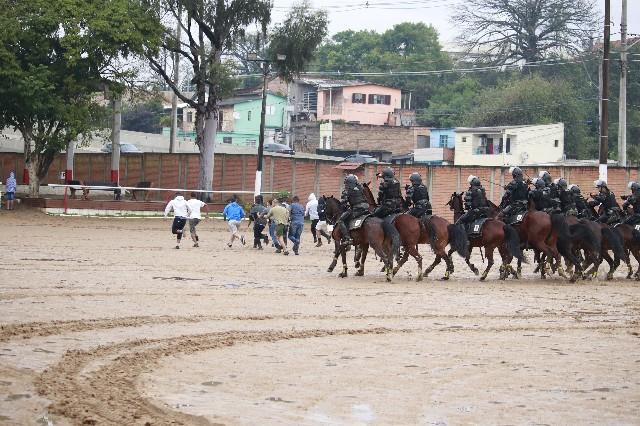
[462,137,467,143]
[506,137,511,153]
[186,112,193,123]
[233,111,240,119]
[247,110,252,121]
[266,105,275,115]
[302,91,317,111]
[497,138,503,153]
[222,137,232,144]
[352,93,366,104]
[368,94,391,105]
[417,135,429,149]
[554,139,559,147]
[217,111,223,131]
[246,139,256,148]
[439,134,449,148]
[322,136,327,149]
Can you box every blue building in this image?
[428,128,455,148]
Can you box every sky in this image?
[271,0,640,50]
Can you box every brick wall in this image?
[290,122,320,154]
[330,123,429,156]
[2,151,638,220]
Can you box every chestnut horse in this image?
[361,183,469,280]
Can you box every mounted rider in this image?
[405,172,432,218]
[570,184,592,219]
[588,180,622,225]
[500,166,529,221]
[621,181,640,225]
[539,170,561,214]
[556,178,577,216]
[337,174,370,246]
[529,178,549,212]
[456,175,490,228]
[373,167,403,218]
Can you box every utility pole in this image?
[111,97,122,185]
[169,5,181,154]
[599,0,610,182]
[618,0,627,168]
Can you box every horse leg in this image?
[466,255,480,276]
[354,246,362,270]
[624,249,633,279]
[602,251,616,280]
[497,245,515,280]
[392,247,410,277]
[424,256,441,278]
[338,245,348,278]
[480,246,495,281]
[356,244,369,276]
[411,246,423,281]
[632,249,640,280]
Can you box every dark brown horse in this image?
[323,195,400,281]
[360,183,469,280]
[447,193,525,280]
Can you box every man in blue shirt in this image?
[288,195,305,255]
[223,195,246,248]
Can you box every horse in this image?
[447,193,525,280]
[360,183,469,281]
[322,195,400,281]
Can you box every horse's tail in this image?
[567,222,599,256]
[382,219,401,259]
[632,228,640,244]
[503,224,525,263]
[446,223,469,258]
[602,226,628,263]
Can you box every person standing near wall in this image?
[288,195,305,255]
[305,193,319,244]
[5,171,16,210]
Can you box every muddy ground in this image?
[0,210,638,425]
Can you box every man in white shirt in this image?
[164,192,192,249]
[187,192,207,247]
[305,193,320,244]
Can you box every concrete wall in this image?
[321,123,430,156]
[454,123,564,167]
[3,152,636,221]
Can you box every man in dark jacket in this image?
[373,167,403,218]
[405,172,432,218]
[570,184,592,219]
[556,178,577,216]
[588,180,622,224]
[529,178,548,212]
[621,181,640,225]
[456,175,489,228]
[539,170,561,213]
[501,166,529,221]
[337,174,370,246]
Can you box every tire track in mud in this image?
[2,311,631,343]
[35,327,399,425]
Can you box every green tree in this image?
[0,0,161,196]
[122,98,166,134]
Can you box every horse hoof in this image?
[355,262,361,270]
[606,273,614,281]
[355,270,364,277]
[471,267,479,276]
[327,267,334,273]
[416,274,423,282]
[338,272,347,278]
[392,268,399,276]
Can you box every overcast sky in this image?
[271,0,640,50]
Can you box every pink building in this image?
[316,82,402,126]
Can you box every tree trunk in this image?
[198,111,217,201]
[27,159,40,198]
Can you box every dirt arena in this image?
[0,210,638,425]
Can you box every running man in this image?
[223,195,246,248]
[305,193,319,244]
[266,198,290,255]
[186,192,206,247]
[164,192,192,249]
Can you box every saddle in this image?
[466,217,490,238]
[348,213,371,230]
[506,212,527,226]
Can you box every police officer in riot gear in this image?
[570,184,592,219]
[557,178,577,216]
[405,172,432,218]
[336,174,370,246]
[529,178,548,211]
[456,175,490,228]
[588,180,622,224]
[373,167,403,218]
[539,170,561,213]
[621,181,640,225]
[501,166,529,220]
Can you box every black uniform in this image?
[559,188,577,216]
[574,193,591,219]
[406,183,432,218]
[337,181,370,241]
[373,177,403,218]
[501,178,529,219]
[529,186,547,211]
[457,184,489,226]
[588,190,621,224]
[542,183,561,214]
[622,192,640,225]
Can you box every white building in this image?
[453,123,564,166]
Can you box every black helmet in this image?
[570,184,581,194]
[539,170,552,185]
[344,174,358,186]
[510,166,523,179]
[467,175,481,187]
[594,179,607,189]
[534,178,545,189]
[628,181,640,192]
[409,172,422,185]
[381,167,395,180]
[556,178,568,190]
